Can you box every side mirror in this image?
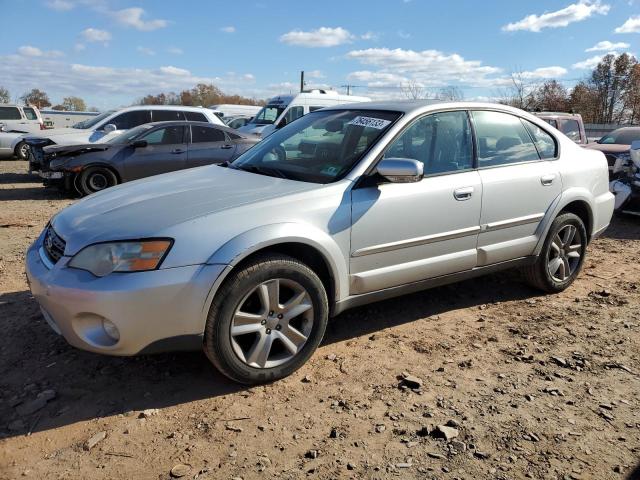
[102,123,117,133]
[276,118,288,129]
[132,139,148,149]
[376,158,423,183]
[631,140,640,165]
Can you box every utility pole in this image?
[300,71,305,93]
[341,85,355,95]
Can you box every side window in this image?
[109,110,151,130]
[23,108,38,120]
[471,111,540,167]
[309,106,324,112]
[522,120,557,159]
[0,107,22,120]
[384,111,473,175]
[560,119,581,143]
[191,126,225,143]
[140,126,185,145]
[184,111,208,122]
[284,106,304,124]
[152,110,185,122]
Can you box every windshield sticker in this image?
[348,116,392,129]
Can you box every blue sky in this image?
[0,0,638,109]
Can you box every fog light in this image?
[102,319,120,342]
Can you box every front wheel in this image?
[14,141,29,160]
[77,166,118,196]
[522,212,587,293]
[204,254,328,384]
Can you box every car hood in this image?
[51,165,320,255]
[584,143,629,154]
[44,142,113,157]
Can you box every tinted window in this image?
[472,111,540,167]
[284,106,304,124]
[191,126,225,143]
[227,118,249,129]
[140,126,185,145]
[599,129,640,145]
[543,118,558,129]
[152,110,185,122]
[110,110,151,130]
[384,111,473,175]
[184,111,208,122]
[23,107,38,120]
[522,120,557,159]
[560,119,581,142]
[309,106,324,112]
[0,107,21,120]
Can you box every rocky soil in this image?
[0,159,639,480]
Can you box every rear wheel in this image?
[14,141,29,160]
[522,212,587,293]
[78,167,118,196]
[204,254,328,384]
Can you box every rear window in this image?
[23,107,38,120]
[191,126,225,143]
[560,120,582,142]
[184,111,208,122]
[152,110,186,122]
[0,106,21,120]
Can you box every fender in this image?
[200,222,349,319]
[532,187,595,255]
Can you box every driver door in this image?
[349,110,482,295]
[124,125,187,180]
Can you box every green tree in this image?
[0,86,10,103]
[62,96,87,112]
[20,88,51,109]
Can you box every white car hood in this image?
[51,165,320,255]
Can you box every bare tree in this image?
[401,80,429,100]
[436,86,463,101]
[0,86,9,104]
[20,88,51,109]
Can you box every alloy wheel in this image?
[230,278,314,369]
[547,224,582,282]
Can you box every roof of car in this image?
[141,120,254,137]
[328,100,539,117]
[120,105,212,111]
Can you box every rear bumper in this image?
[25,235,227,356]
[592,191,615,240]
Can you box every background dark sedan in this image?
[41,121,260,196]
[585,127,640,176]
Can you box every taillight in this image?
[40,123,46,130]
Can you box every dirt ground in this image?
[0,159,639,480]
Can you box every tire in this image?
[14,141,29,160]
[78,166,118,196]
[204,253,329,384]
[522,212,587,293]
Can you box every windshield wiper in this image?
[231,164,289,179]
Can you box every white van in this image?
[208,104,262,119]
[237,90,370,138]
[0,104,44,133]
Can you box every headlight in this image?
[68,240,172,277]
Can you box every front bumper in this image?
[25,236,227,356]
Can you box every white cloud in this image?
[502,1,610,32]
[18,45,64,58]
[572,54,604,69]
[242,73,255,81]
[80,28,111,43]
[397,30,411,39]
[586,40,630,51]
[71,63,115,75]
[45,0,74,10]
[167,47,183,55]
[615,15,640,33]
[74,43,86,52]
[360,31,379,41]
[280,27,354,47]
[112,7,167,31]
[136,46,156,56]
[220,26,236,33]
[520,66,568,78]
[159,66,191,76]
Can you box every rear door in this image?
[187,125,236,167]
[90,110,151,142]
[151,110,186,122]
[472,110,561,266]
[124,125,187,180]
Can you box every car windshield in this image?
[107,124,153,143]
[72,111,115,129]
[230,109,401,183]
[598,129,640,145]
[249,105,287,125]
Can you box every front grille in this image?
[43,226,66,264]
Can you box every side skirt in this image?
[331,256,537,317]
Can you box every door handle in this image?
[220,144,233,149]
[540,174,556,186]
[171,148,185,154]
[454,186,474,201]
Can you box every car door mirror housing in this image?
[132,139,148,148]
[102,123,117,133]
[376,158,424,183]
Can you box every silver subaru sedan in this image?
[26,100,614,384]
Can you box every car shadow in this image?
[0,269,540,439]
[0,170,40,185]
[601,214,640,241]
